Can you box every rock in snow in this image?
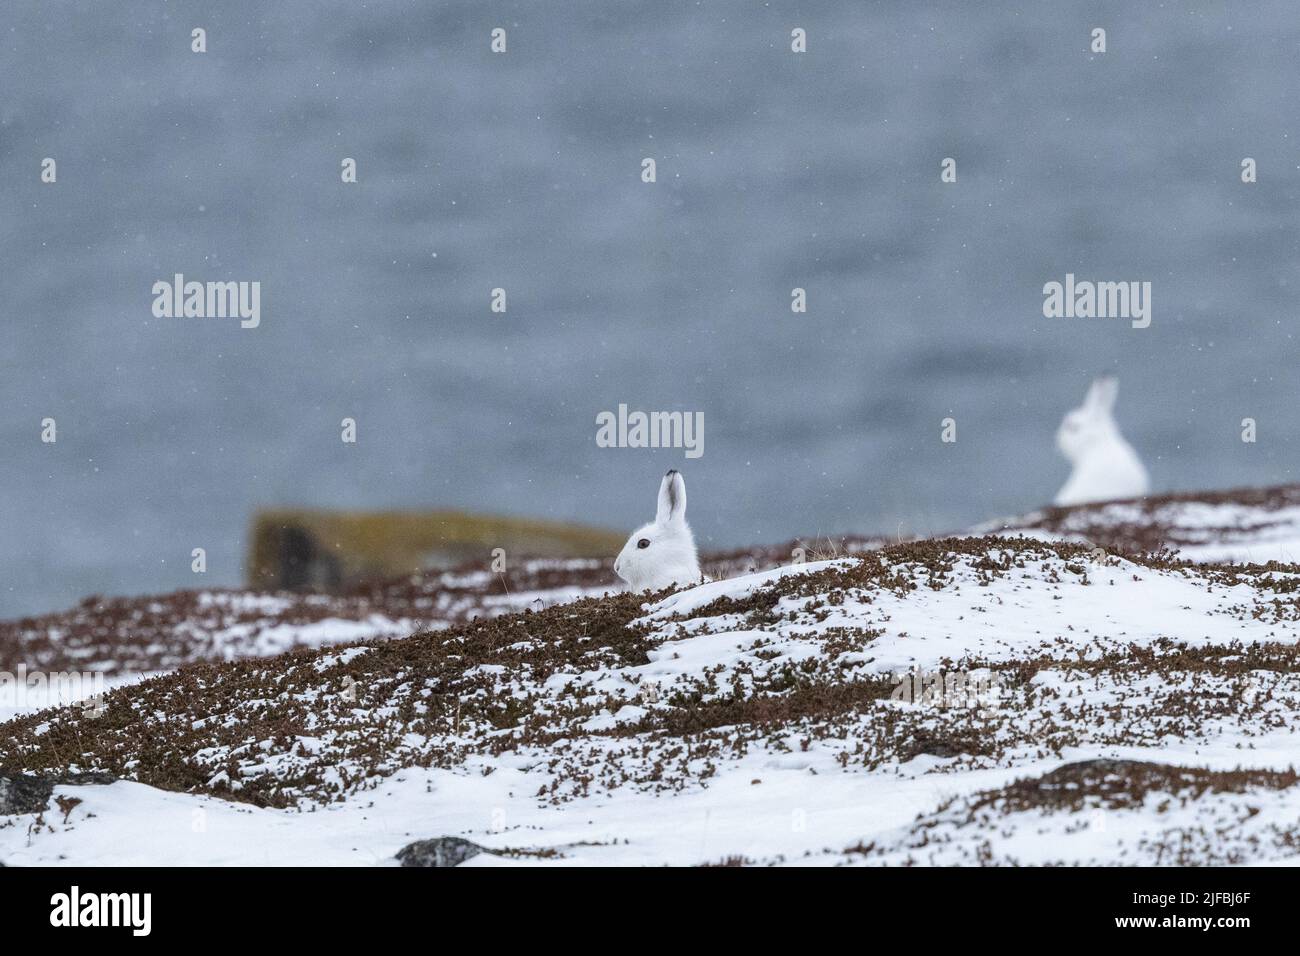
[396,837,497,868]
[0,772,115,816]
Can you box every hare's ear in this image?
[1085,376,1119,414]
[656,470,687,525]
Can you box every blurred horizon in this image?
[3,0,1299,617]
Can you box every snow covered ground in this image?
[981,484,1300,565]
[5,533,1300,866]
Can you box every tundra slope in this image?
[0,547,843,676]
[9,484,1300,679]
[986,483,1300,563]
[4,535,1300,866]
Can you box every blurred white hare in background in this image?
[1054,376,1150,506]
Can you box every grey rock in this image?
[0,771,116,815]
[396,836,497,868]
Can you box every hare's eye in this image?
[637,538,651,549]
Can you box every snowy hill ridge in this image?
[8,484,1300,682]
[5,533,1300,866]
[984,483,1300,564]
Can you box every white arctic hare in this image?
[1054,376,1150,506]
[614,470,703,593]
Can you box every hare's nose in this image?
[613,557,621,573]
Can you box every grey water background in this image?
[2,1,1298,618]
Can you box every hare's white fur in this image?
[1054,376,1150,506]
[614,470,703,592]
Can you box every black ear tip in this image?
[665,469,679,477]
